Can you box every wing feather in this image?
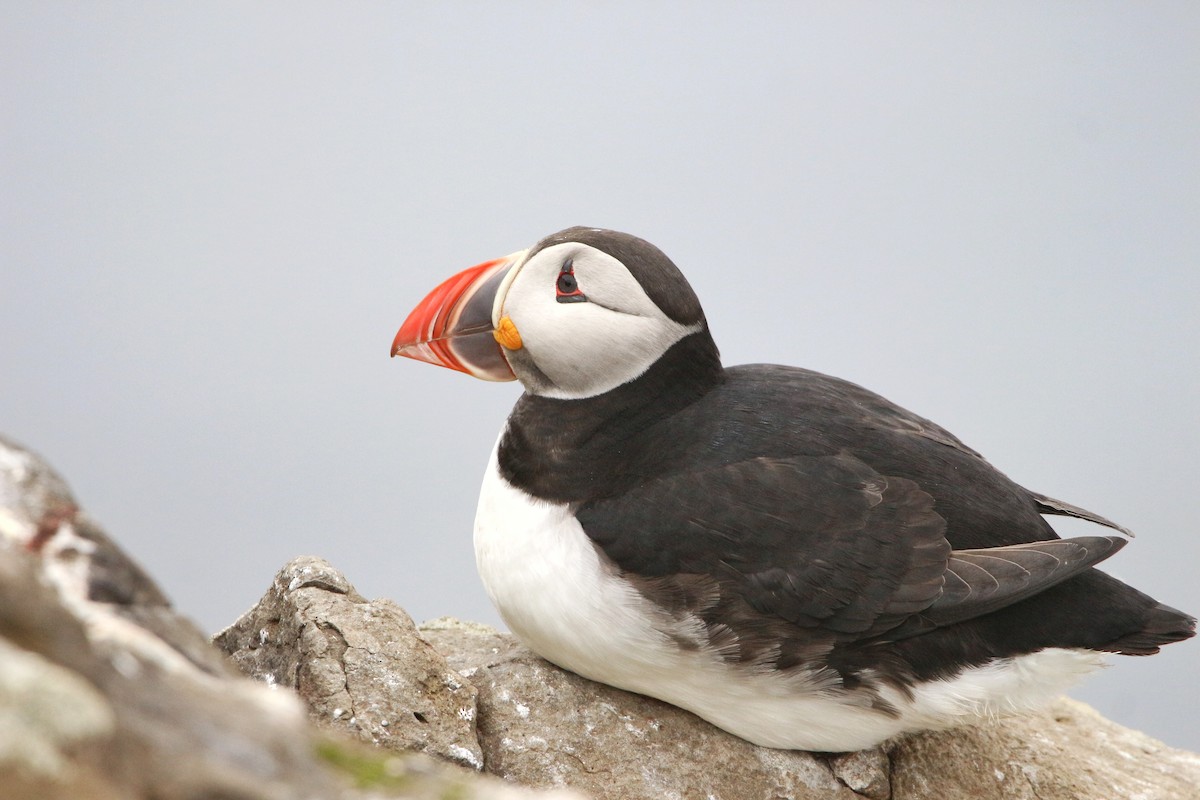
[577,452,1129,661]
[926,536,1126,626]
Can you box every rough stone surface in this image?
[418,619,1200,800]
[0,434,576,800]
[890,697,1200,800]
[215,555,485,770]
[831,747,892,800]
[0,636,117,800]
[0,530,335,800]
[420,618,864,800]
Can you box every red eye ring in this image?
[556,260,587,303]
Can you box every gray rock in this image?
[890,697,1200,800]
[215,556,485,771]
[0,434,576,800]
[0,432,341,799]
[0,532,336,800]
[0,433,231,678]
[0,637,117,800]
[830,747,892,800]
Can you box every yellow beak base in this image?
[494,315,523,351]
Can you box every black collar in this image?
[498,331,724,504]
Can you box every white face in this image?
[494,242,702,400]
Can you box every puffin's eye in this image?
[556,261,587,303]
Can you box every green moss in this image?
[314,739,412,791]
[313,737,480,798]
[439,782,470,800]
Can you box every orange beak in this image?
[390,253,523,381]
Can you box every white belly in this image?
[473,440,1104,751]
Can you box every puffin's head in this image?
[392,227,712,399]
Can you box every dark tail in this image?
[1102,601,1196,656]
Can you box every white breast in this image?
[472,438,1105,751]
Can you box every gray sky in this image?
[3,4,1197,750]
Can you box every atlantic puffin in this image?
[391,226,1194,752]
